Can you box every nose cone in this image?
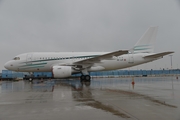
[4,61,12,70]
[4,62,9,69]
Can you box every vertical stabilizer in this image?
[132,26,158,53]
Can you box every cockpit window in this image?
[13,57,20,60]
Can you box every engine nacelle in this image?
[52,66,72,78]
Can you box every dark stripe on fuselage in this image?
[20,62,47,67]
[19,66,45,70]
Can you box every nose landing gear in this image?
[29,78,33,82]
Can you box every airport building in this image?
[0,69,180,80]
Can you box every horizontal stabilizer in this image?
[144,52,174,58]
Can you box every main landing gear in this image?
[80,75,91,82]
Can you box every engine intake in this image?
[52,66,72,78]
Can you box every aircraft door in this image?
[128,54,134,63]
[26,54,33,64]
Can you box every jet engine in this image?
[52,66,72,78]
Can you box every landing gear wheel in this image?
[80,75,91,82]
[85,75,91,82]
[80,75,85,81]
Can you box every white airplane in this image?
[4,26,173,82]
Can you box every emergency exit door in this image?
[128,54,134,63]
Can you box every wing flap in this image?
[74,50,128,64]
[144,52,174,58]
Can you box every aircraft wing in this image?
[74,50,129,64]
[144,52,174,59]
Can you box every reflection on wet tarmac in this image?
[65,81,131,118]
[104,89,177,108]
[1,80,55,92]
[0,77,180,120]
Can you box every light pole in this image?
[169,55,174,90]
[169,55,173,70]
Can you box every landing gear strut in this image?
[80,75,91,82]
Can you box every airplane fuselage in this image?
[4,52,156,73]
[4,27,173,81]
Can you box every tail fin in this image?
[132,26,158,53]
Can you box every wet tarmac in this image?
[0,76,180,120]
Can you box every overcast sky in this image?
[0,0,180,71]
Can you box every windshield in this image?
[13,57,20,60]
